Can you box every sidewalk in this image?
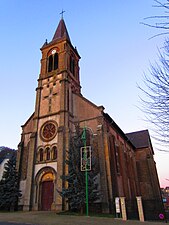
[0,211,166,225]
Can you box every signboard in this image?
[80,146,91,171]
[115,197,120,213]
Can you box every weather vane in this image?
[60,9,65,19]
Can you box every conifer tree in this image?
[59,130,100,213]
[0,154,22,211]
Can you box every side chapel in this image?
[17,18,163,219]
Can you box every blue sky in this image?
[0,0,168,187]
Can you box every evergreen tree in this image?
[59,130,100,213]
[0,154,22,211]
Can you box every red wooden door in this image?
[41,181,54,211]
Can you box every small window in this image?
[115,145,120,174]
[49,105,52,113]
[39,148,43,162]
[54,53,58,70]
[70,56,75,76]
[48,55,53,72]
[48,52,58,72]
[49,88,52,94]
[46,147,50,160]
[52,146,57,160]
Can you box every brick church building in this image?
[17,18,163,219]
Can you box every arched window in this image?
[48,55,53,72]
[48,53,58,72]
[39,148,44,162]
[46,147,50,160]
[54,53,58,70]
[70,56,75,76]
[52,146,57,160]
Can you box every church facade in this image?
[17,18,163,219]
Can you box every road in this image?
[0,223,35,225]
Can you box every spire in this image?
[52,19,71,43]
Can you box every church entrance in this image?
[41,172,54,211]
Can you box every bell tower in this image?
[34,18,81,119]
[40,18,81,91]
[33,18,81,210]
[19,18,81,211]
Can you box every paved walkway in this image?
[0,211,167,225]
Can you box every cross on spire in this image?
[60,10,65,19]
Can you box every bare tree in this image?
[139,41,169,151]
[139,1,169,151]
[142,0,169,39]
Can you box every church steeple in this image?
[39,18,81,95]
[52,19,71,43]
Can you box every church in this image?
[17,18,163,219]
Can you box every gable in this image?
[22,113,34,134]
[73,93,104,121]
[126,130,154,154]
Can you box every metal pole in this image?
[82,125,89,216]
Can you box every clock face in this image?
[52,49,56,54]
[40,121,57,141]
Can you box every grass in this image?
[0,210,165,225]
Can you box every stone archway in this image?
[34,167,57,211]
[41,172,54,211]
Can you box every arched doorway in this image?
[41,172,54,211]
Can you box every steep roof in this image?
[126,130,153,153]
[52,19,71,43]
[41,19,81,58]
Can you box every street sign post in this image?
[80,146,91,171]
[81,126,89,216]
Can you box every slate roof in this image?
[126,130,153,152]
[41,19,80,58]
[52,19,71,43]
[103,114,153,152]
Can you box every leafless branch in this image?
[141,0,169,39]
[138,40,169,151]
